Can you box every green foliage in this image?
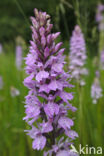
[0,0,104,53]
[0,0,59,42]
[0,52,43,156]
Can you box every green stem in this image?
[97,99,102,146]
[59,3,69,39]
[77,82,83,145]
[14,0,30,27]
[75,0,81,26]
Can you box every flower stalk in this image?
[23,8,78,156]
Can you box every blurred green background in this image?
[0,0,104,156]
[0,0,103,55]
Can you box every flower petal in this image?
[32,135,46,150]
[58,117,74,130]
[36,70,49,82]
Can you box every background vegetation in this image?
[0,0,103,54]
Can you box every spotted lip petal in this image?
[44,102,59,117]
[32,135,46,150]
[58,117,74,130]
[36,70,49,82]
